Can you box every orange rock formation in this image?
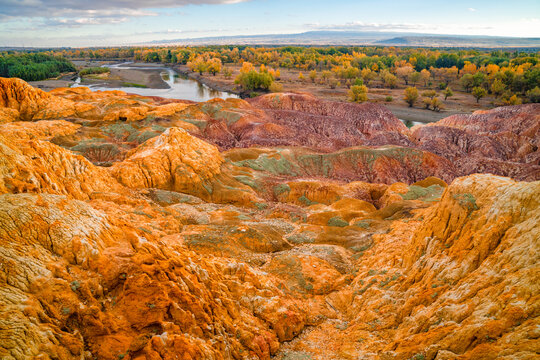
[0,78,538,360]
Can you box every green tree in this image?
[460,74,474,92]
[491,79,505,97]
[526,86,540,103]
[472,86,487,103]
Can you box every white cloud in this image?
[0,0,250,19]
[468,8,476,12]
[304,19,540,37]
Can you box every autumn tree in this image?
[235,70,273,91]
[472,86,487,103]
[422,90,437,99]
[361,68,377,86]
[206,58,222,76]
[408,71,421,86]
[404,87,419,107]
[321,70,332,83]
[381,70,397,88]
[396,65,414,85]
[298,72,305,81]
[348,85,368,103]
[431,97,443,112]
[443,87,453,100]
[309,70,317,83]
[420,69,431,86]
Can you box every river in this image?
[72,63,424,127]
[71,62,239,102]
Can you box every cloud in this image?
[468,8,476,12]
[304,21,501,35]
[305,21,433,32]
[38,9,158,27]
[0,0,249,19]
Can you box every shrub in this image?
[472,86,487,103]
[348,85,368,102]
[222,67,233,79]
[421,90,436,99]
[309,70,317,82]
[431,97,443,112]
[269,82,283,93]
[404,87,419,107]
[385,96,393,102]
[443,87,453,100]
[526,86,540,103]
[235,70,273,91]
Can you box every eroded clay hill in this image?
[0,78,539,360]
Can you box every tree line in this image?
[0,53,75,81]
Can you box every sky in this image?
[0,0,539,47]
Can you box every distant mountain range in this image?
[147,31,540,48]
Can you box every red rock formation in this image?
[412,104,540,180]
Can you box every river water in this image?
[71,63,423,127]
[71,62,238,102]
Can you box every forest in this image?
[2,46,539,103]
[0,53,76,81]
[50,45,540,102]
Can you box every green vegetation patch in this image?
[286,231,317,244]
[234,175,260,190]
[80,67,110,76]
[400,184,444,202]
[327,216,349,227]
[273,183,291,197]
[122,82,147,88]
[453,193,479,211]
[353,219,373,229]
[235,152,301,177]
[298,195,317,206]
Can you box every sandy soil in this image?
[29,61,170,91]
[78,62,169,89]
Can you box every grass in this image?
[452,193,479,211]
[122,82,147,88]
[80,67,110,76]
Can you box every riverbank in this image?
[174,64,242,95]
[28,61,472,124]
[79,63,170,89]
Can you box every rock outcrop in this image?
[412,104,540,181]
[0,78,538,360]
